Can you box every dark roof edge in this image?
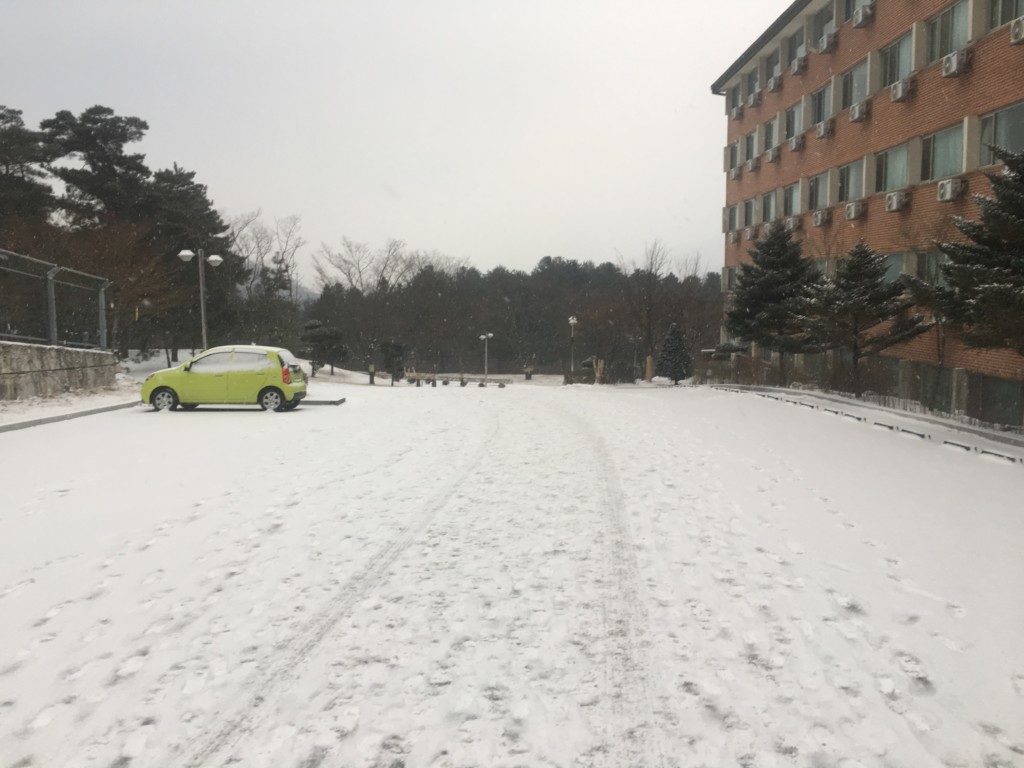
[710,0,813,95]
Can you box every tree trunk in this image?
[852,353,863,398]
[778,351,787,388]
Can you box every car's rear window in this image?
[277,349,298,365]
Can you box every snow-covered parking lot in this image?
[1,383,1022,768]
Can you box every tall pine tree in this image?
[726,221,820,384]
[805,242,930,397]
[932,147,1024,354]
[656,323,692,384]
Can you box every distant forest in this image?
[0,104,722,376]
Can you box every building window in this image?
[927,1,968,63]
[724,267,739,290]
[763,117,777,150]
[728,86,741,110]
[746,69,760,95]
[744,132,756,160]
[787,28,806,67]
[728,142,739,169]
[766,49,782,78]
[783,183,800,216]
[842,0,874,20]
[916,251,949,286]
[810,83,833,124]
[981,100,1024,164]
[880,33,913,87]
[875,143,910,192]
[728,205,738,231]
[743,198,755,226]
[812,2,836,43]
[991,0,1024,29]
[922,124,964,181]
[761,191,777,223]
[841,60,869,109]
[808,171,829,210]
[784,103,803,139]
[837,159,864,202]
[882,254,906,283]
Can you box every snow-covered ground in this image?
[0,385,1021,768]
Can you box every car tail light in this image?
[281,365,291,384]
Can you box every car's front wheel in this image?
[151,387,179,411]
[258,387,285,412]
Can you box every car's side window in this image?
[227,352,272,371]
[189,352,233,372]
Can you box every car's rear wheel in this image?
[281,400,299,411]
[151,387,179,411]
[258,387,285,411]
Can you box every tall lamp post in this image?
[568,316,578,373]
[177,248,223,350]
[479,332,494,382]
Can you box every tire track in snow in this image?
[554,401,668,768]
[183,413,501,768]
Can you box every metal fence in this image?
[0,249,110,350]
[699,351,1024,428]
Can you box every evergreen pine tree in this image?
[806,242,930,397]
[932,147,1024,354]
[656,323,692,384]
[725,221,820,384]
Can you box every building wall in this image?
[0,341,119,400]
[716,0,1024,382]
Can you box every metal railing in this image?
[0,248,111,350]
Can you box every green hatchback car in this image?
[141,345,308,411]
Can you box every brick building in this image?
[711,0,1024,384]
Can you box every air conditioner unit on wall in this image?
[747,90,763,108]
[745,157,760,172]
[728,231,739,243]
[816,118,835,139]
[791,55,808,75]
[767,74,784,92]
[849,100,870,122]
[784,215,803,232]
[937,177,965,202]
[941,49,969,77]
[730,105,744,121]
[1010,16,1024,44]
[729,166,742,181]
[819,31,837,53]
[789,134,806,152]
[743,226,757,240]
[853,3,875,28]
[765,146,780,163]
[845,200,866,220]
[885,190,909,212]
[890,77,914,102]
[812,209,831,227]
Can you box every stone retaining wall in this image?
[0,341,118,400]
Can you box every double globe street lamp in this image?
[479,332,494,382]
[177,248,223,350]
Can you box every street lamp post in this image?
[568,316,578,374]
[177,248,224,350]
[479,332,494,382]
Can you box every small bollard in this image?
[478,381,486,387]
[416,378,421,387]
[443,379,450,386]
[498,382,506,388]
[431,379,436,387]
[460,378,467,387]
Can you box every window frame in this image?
[921,123,964,181]
[784,103,803,139]
[837,159,864,202]
[980,100,1024,165]
[875,143,910,193]
[808,171,830,210]
[840,59,869,109]
[990,0,1024,29]
[761,191,777,223]
[783,182,801,216]
[926,0,968,64]
[880,33,913,87]
[811,83,833,124]
[787,28,806,67]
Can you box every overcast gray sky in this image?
[2,0,783,282]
